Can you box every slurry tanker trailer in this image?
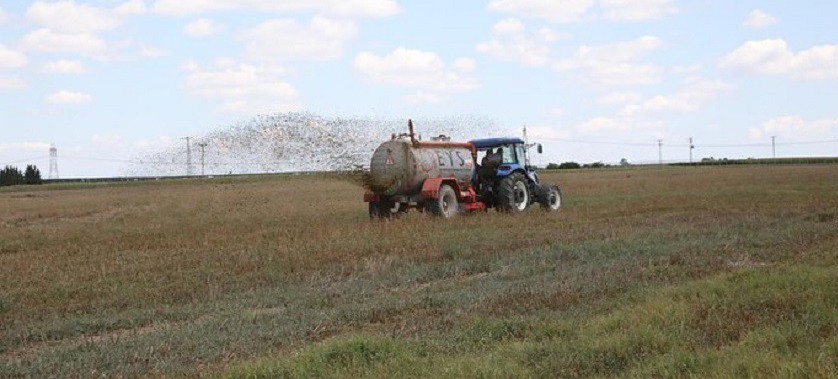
[364,120,562,218]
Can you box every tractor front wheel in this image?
[537,184,562,212]
[426,184,459,218]
[497,172,529,213]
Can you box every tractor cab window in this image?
[500,145,517,164]
[515,144,526,165]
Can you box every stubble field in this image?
[1,165,836,378]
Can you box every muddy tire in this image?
[425,184,459,218]
[497,172,529,213]
[537,184,562,212]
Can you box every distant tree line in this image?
[545,161,616,170]
[671,157,838,166]
[0,165,42,187]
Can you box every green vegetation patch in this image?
[225,265,837,379]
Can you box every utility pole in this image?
[197,142,208,176]
[183,137,192,176]
[657,139,663,165]
[771,136,776,158]
[689,137,694,164]
[522,125,529,167]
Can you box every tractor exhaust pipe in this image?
[408,119,417,146]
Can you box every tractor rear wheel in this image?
[426,184,459,218]
[497,172,529,213]
[537,184,562,211]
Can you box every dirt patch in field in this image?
[726,256,769,268]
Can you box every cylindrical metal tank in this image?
[368,139,474,196]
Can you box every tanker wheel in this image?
[426,184,459,218]
[497,172,529,213]
[537,185,562,212]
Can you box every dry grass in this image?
[0,165,836,378]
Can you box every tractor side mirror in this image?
[537,144,543,154]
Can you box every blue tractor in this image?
[469,137,562,213]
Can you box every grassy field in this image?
[1,165,836,378]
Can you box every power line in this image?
[531,135,838,148]
[778,138,838,145]
[3,155,49,166]
[532,136,658,146]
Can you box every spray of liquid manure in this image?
[124,113,502,182]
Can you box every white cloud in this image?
[20,28,107,55]
[720,39,838,80]
[476,18,559,67]
[241,16,358,61]
[134,135,174,150]
[183,59,302,114]
[26,0,121,33]
[598,91,643,105]
[0,142,50,153]
[184,18,224,38]
[749,116,838,141]
[406,91,444,105]
[42,59,86,74]
[743,9,777,28]
[671,65,702,75]
[354,48,480,103]
[115,0,149,16]
[152,0,400,18]
[91,133,125,148]
[0,77,27,90]
[600,0,677,22]
[621,78,732,115]
[21,1,155,60]
[574,116,663,134]
[453,57,477,72]
[527,125,571,139]
[488,0,595,23]
[487,0,676,23]
[0,45,28,69]
[554,36,664,86]
[491,17,526,34]
[47,90,93,105]
[139,45,166,58]
[97,39,166,61]
[548,107,565,118]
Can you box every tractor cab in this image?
[468,137,558,212]
[469,137,541,183]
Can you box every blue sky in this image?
[0,0,836,177]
